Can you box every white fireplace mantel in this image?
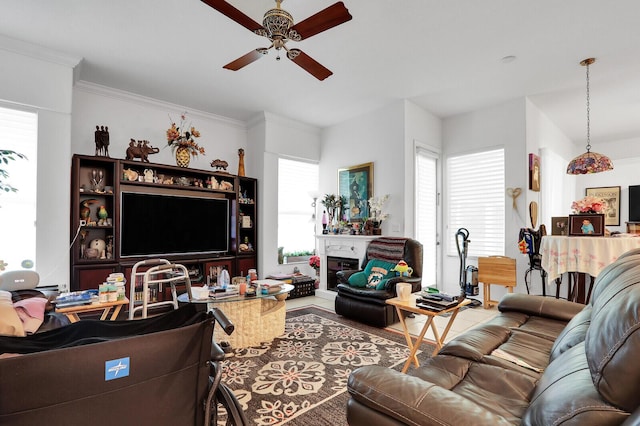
[315,234,378,300]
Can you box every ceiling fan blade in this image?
[223,49,268,71]
[201,0,263,32]
[289,2,352,40]
[287,49,332,81]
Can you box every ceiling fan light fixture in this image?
[262,0,294,39]
[566,57,614,175]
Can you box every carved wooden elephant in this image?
[125,140,159,162]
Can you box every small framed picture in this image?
[551,216,569,236]
[568,214,605,237]
[528,153,540,192]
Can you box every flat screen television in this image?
[630,185,640,222]
[120,191,229,258]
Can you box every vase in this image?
[175,146,190,168]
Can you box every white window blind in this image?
[0,105,38,272]
[278,158,319,256]
[415,147,438,287]
[446,148,505,257]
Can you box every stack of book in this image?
[209,287,239,299]
[253,279,283,294]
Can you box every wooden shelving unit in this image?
[70,154,258,296]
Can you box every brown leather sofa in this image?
[335,237,423,327]
[346,248,640,425]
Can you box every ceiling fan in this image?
[201,0,352,80]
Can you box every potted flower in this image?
[309,254,320,288]
[367,194,390,234]
[309,255,320,274]
[166,112,205,167]
[571,195,608,214]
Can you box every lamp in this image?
[566,58,613,174]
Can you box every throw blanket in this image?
[367,237,407,262]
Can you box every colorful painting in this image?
[338,162,373,222]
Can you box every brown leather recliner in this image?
[335,237,423,327]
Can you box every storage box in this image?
[266,275,316,299]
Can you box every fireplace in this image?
[316,235,377,299]
[326,256,360,291]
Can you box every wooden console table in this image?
[56,298,129,323]
[387,295,470,373]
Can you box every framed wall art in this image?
[528,153,540,192]
[586,186,621,226]
[338,162,373,222]
[568,214,605,237]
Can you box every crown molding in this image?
[0,34,81,68]
[263,111,321,135]
[74,80,247,129]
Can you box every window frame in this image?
[277,157,319,263]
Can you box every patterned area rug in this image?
[218,306,435,425]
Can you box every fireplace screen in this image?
[326,256,360,291]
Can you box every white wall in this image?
[250,112,322,279]
[320,101,406,237]
[403,100,443,238]
[441,98,528,298]
[0,36,79,289]
[71,82,247,172]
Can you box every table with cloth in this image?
[540,235,640,303]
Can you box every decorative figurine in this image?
[210,176,219,189]
[322,210,328,234]
[94,125,110,157]
[125,139,159,162]
[238,148,245,177]
[122,168,138,181]
[88,238,106,259]
[80,199,97,223]
[90,169,104,192]
[97,205,108,226]
[79,230,88,259]
[219,180,233,191]
[106,236,114,259]
[210,159,229,171]
[143,169,154,183]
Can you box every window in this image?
[0,105,38,272]
[415,147,439,288]
[446,148,505,257]
[278,158,319,262]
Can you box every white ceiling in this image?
[2,0,640,147]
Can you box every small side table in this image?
[386,295,470,373]
[56,298,129,323]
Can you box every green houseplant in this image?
[0,149,26,194]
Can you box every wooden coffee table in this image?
[387,294,470,373]
[56,298,129,323]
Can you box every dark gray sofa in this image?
[346,248,640,425]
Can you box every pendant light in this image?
[566,58,614,174]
